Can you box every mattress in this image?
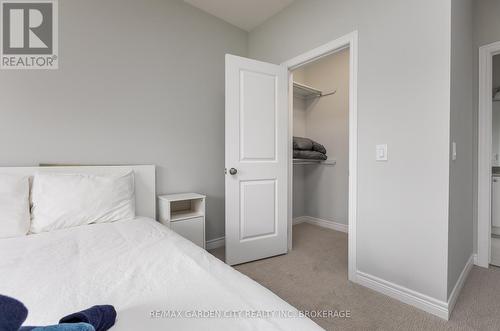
[0,217,321,330]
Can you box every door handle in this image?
[229,168,238,175]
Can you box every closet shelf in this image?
[293,158,336,166]
[293,82,322,99]
[293,81,336,99]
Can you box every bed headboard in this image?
[0,165,156,219]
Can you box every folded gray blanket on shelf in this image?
[293,136,327,155]
[293,150,328,160]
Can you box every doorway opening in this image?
[290,48,349,274]
[283,32,358,281]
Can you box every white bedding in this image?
[0,217,321,331]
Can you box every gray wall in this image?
[473,0,500,47]
[292,49,350,225]
[249,0,452,301]
[0,0,248,242]
[448,0,474,297]
[472,0,500,254]
[494,56,500,89]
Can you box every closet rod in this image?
[318,90,337,98]
[293,159,336,166]
[301,89,337,100]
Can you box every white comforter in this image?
[0,217,321,330]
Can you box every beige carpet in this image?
[209,223,500,331]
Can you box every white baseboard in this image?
[293,216,307,225]
[473,253,478,265]
[293,216,348,233]
[354,253,474,321]
[206,236,225,250]
[210,219,472,321]
[355,271,449,320]
[447,254,474,316]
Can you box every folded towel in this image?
[21,323,95,331]
[59,306,116,331]
[0,294,28,331]
[293,150,328,160]
[311,141,326,154]
[293,136,327,155]
[293,136,313,151]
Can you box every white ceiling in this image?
[184,0,295,32]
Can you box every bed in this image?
[0,166,321,331]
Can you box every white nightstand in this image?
[158,193,206,249]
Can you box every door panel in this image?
[225,54,288,265]
[240,179,277,241]
[240,70,277,161]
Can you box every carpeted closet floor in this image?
[209,222,500,331]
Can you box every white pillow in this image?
[0,174,30,238]
[31,171,135,233]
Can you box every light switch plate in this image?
[376,144,388,161]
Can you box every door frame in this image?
[282,31,358,281]
[477,40,500,268]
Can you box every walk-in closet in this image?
[292,48,350,238]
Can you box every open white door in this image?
[225,54,289,266]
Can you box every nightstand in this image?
[158,193,206,249]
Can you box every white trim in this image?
[283,37,352,71]
[282,31,359,282]
[356,254,473,320]
[206,236,225,250]
[296,215,473,320]
[447,254,474,315]
[355,271,449,320]
[477,40,500,268]
[293,216,348,233]
[287,69,294,252]
[473,253,478,265]
[292,217,306,225]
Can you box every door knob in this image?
[229,168,238,175]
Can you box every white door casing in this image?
[225,54,289,265]
[478,40,500,268]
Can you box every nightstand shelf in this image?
[171,210,204,222]
[158,193,206,249]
